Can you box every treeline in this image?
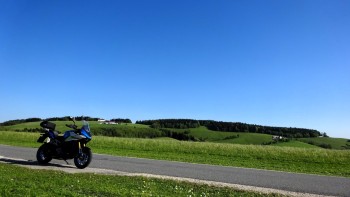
[0,118,42,126]
[0,116,129,126]
[45,116,100,121]
[110,118,132,123]
[202,121,321,138]
[136,119,321,138]
[135,119,200,129]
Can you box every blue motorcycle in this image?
[36,117,92,169]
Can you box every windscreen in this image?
[81,120,92,139]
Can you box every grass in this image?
[0,163,282,197]
[1,131,350,177]
[0,131,39,147]
[271,140,320,149]
[299,137,350,150]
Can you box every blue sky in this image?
[1,0,349,138]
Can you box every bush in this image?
[319,143,332,149]
[160,129,198,141]
[15,128,43,133]
[223,135,239,140]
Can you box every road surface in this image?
[0,144,349,196]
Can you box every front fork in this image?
[78,141,85,156]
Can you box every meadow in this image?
[0,131,349,177]
[298,137,350,150]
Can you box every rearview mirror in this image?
[68,116,76,124]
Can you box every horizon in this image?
[1,0,349,139]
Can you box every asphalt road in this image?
[0,144,349,196]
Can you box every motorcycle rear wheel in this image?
[74,147,92,169]
[36,144,52,164]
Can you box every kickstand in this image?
[64,160,69,165]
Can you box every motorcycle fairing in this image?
[64,131,86,142]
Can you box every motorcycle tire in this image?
[36,144,52,164]
[74,147,92,169]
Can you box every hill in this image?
[1,118,348,150]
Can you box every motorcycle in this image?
[36,117,92,169]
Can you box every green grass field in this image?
[1,131,349,177]
[299,137,350,150]
[271,140,320,148]
[0,163,281,197]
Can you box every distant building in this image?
[98,119,118,125]
[272,136,284,141]
[105,121,116,125]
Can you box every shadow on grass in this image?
[0,157,76,169]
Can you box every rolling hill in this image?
[1,119,349,150]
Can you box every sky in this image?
[0,0,349,138]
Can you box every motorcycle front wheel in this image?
[36,144,52,164]
[74,147,92,169]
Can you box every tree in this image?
[151,122,161,129]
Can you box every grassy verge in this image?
[0,163,282,197]
[1,131,350,177]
